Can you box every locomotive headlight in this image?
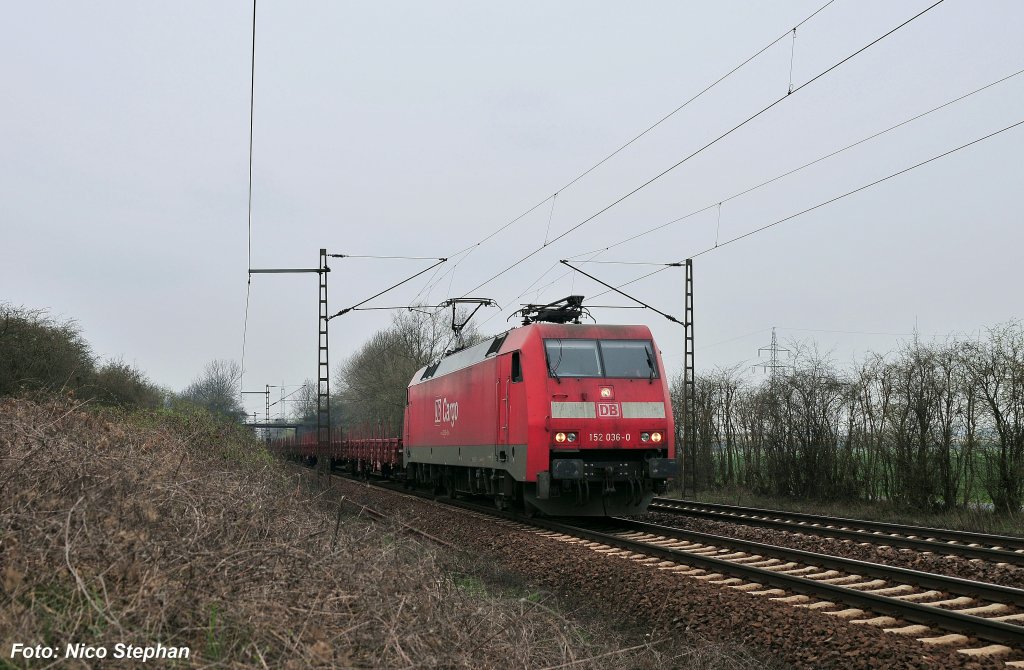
[599,386,613,399]
[555,432,567,443]
[641,432,650,442]
[566,432,577,443]
[651,432,663,443]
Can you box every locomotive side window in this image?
[511,351,523,382]
[545,339,602,377]
[601,340,658,379]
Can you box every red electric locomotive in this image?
[403,296,677,516]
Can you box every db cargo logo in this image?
[597,402,620,418]
[434,397,459,427]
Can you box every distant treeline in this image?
[0,303,247,420]
[671,322,1024,513]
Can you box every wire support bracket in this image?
[559,260,687,326]
[328,258,447,321]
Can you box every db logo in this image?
[597,402,620,418]
[434,397,459,427]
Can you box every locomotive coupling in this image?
[550,457,678,481]
[551,459,585,480]
[647,458,678,479]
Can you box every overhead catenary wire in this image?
[460,0,946,298]
[587,116,1024,299]
[569,260,681,266]
[560,260,685,325]
[788,28,798,94]
[475,247,611,330]
[268,383,308,409]
[329,259,447,320]
[701,326,914,352]
[566,65,1024,261]
[240,0,257,394]
[700,328,772,351]
[542,193,558,246]
[330,254,446,260]
[414,0,840,304]
[780,327,915,337]
[692,117,1024,258]
[473,261,568,331]
[346,305,446,313]
[409,253,454,304]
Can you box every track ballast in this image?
[649,498,1024,566]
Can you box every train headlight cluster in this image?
[640,432,664,443]
[554,432,578,444]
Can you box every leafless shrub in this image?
[0,398,750,668]
[179,359,246,421]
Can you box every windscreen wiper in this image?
[645,347,656,384]
[548,341,563,384]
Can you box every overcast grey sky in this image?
[2,1,1022,419]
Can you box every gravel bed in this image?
[641,512,1024,590]
[327,477,1014,670]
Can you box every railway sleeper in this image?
[957,644,1013,658]
[919,633,971,646]
[824,608,867,619]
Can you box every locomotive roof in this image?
[409,322,654,386]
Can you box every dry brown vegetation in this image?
[0,398,752,669]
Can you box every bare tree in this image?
[669,325,1024,513]
[968,322,1024,513]
[334,307,484,437]
[180,360,245,421]
[289,378,318,424]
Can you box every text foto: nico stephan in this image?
[10,642,190,661]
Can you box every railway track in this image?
[326,472,1024,663]
[558,517,1024,657]
[649,498,1024,566]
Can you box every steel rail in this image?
[650,498,1024,559]
[540,517,1024,648]
[652,498,1024,548]
[602,517,1024,606]
[323,470,1024,649]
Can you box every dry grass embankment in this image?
[1,398,748,669]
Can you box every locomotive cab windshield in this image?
[544,338,658,379]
